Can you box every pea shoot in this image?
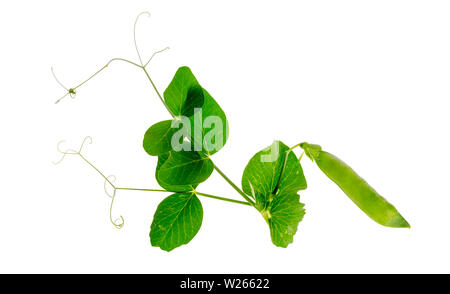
[53,12,410,251]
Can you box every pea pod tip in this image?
[386,214,411,229]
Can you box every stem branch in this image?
[53,57,142,104]
[117,187,250,206]
[195,192,251,206]
[140,68,255,207]
[55,54,256,208]
[78,153,116,188]
[73,58,142,91]
[142,67,175,117]
[213,165,256,206]
[116,187,166,192]
[73,154,249,206]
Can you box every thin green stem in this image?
[298,151,305,162]
[78,153,116,188]
[54,57,143,104]
[195,192,251,206]
[55,52,255,208]
[142,67,175,117]
[117,187,249,206]
[116,187,166,192]
[213,165,256,207]
[140,68,255,207]
[289,143,303,152]
[73,58,142,91]
[59,143,250,207]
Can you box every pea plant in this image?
[53,13,410,252]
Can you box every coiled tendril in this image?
[104,175,124,229]
[53,136,124,229]
[53,136,92,164]
[108,187,125,229]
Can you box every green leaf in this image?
[241,140,307,247]
[189,88,229,156]
[143,120,177,156]
[242,141,307,208]
[155,153,197,192]
[157,150,214,186]
[264,192,305,248]
[164,66,229,155]
[182,84,204,117]
[164,66,204,117]
[150,192,203,251]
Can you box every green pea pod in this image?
[300,142,410,228]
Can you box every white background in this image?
[1,0,449,273]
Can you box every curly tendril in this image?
[144,46,170,68]
[53,141,79,165]
[104,175,117,198]
[51,67,68,91]
[133,11,170,68]
[53,136,92,164]
[134,11,151,66]
[78,136,92,153]
[53,136,125,229]
[109,188,125,229]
